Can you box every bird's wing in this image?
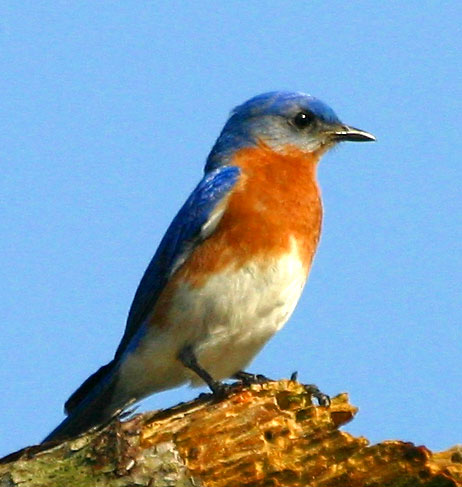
[114,165,241,360]
[63,165,241,417]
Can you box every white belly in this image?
[118,241,308,398]
[187,249,307,383]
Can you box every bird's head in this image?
[206,91,375,171]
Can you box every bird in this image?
[43,91,375,443]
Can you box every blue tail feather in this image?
[42,362,121,443]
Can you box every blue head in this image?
[205,91,374,171]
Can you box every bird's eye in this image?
[293,111,315,129]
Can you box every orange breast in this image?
[178,142,323,287]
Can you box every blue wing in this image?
[114,164,241,359]
[59,164,241,427]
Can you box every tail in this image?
[42,361,123,443]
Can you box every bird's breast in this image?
[181,143,323,288]
[147,143,323,358]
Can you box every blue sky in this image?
[1,2,461,457]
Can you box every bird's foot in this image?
[209,380,235,400]
[233,370,272,386]
[288,371,330,406]
[303,383,331,407]
[179,345,232,400]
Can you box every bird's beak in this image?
[331,124,376,142]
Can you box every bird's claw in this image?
[304,383,331,407]
[210,380,234,400]
[233,370,272,386]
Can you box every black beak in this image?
[331,125,376,142]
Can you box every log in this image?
[1,380,461,486]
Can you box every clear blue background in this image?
[1,2,461,457]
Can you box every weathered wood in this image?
[1,380,461,486]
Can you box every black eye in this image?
[293,111,315,129]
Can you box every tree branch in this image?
[1,380,461,486]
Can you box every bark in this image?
[1,380,461,486]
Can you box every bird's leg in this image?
[233,370,272,386]
[178,345,227,397]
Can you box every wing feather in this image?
[114,165,240,359]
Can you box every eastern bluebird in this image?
[43,91,375,442]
